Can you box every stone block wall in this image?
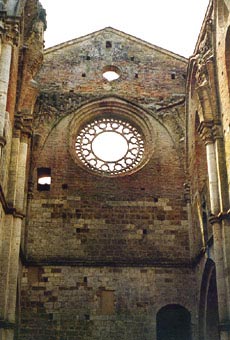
[19,265,197,340]
[26,108,189,264]
[19,28,194,339]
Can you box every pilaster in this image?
[198,119,230,331]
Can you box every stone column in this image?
[199,121,230,338]
[0,20,19,159]
[213,125,230,337]
[3,126,30,340]
[0,41,12,156]
[0,122,21,340]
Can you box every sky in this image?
[39,0,210,58]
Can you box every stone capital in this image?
[212,121,223,140]
[22,116,33,139]
[14,113,23,132]
[197,121,214,144]
[1,20,19,46]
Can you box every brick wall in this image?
[19,265,197,340]
[19,28,192,339]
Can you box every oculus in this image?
[103,70,120,81]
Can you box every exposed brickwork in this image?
[17,28,193,339]
[19,266,197,340]
[27,110,189,263]
[3,1,230,339]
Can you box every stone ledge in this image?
[24,257,193,268]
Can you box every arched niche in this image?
[156,304,191,340]
[199,259,220,340]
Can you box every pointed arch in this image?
[199,259,220,340]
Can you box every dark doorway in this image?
[199,259,220,340]
[206,269,219,340]
[157,304,191,340]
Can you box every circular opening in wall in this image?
[102,66,121,82]
[92,131,128,162]
[75,117,145,176]
[103,71,120,81]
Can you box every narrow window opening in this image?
[171,73,176,80]
[84,277,88,283]
[135,73,139,78]
[106,41,112,48]
[82,73,86,77]
[143,229,147,235]
[130,56,135,61]
[86,56,91,60]
[37,168,51,191]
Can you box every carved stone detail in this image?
[194,19,214,90]
[22,116,33,138]
[197,121,214,144]
[212,121,223,140]
[14,113,24,132]
[1,20,20,46]
[13,113,33,140]
[197,120,223,143]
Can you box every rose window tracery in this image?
[75,117,145,175]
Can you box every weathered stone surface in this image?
[2,1,230,339]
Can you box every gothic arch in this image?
[156,304,191,340]
[199,259,220,340]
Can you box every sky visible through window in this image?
[40,0,209,57]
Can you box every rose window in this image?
[75,118,145,175]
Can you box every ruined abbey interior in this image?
[1,0,230,339]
